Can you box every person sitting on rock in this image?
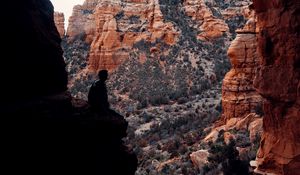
[88,70,110,113]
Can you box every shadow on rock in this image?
[2,94,137,175]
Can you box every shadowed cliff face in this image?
[1,1,137,174]
[2,0,67,100]
[253,0,300,174]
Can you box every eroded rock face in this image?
[87,0,179,72]
[65,0,252,100]
[2,0,67,100]
[183,0,252,41]
[68,0,252,73]
[54,12,65,37]
[183,0,229,41]
[252,0,300,174]
[67,0,99,43]
[67,0,179,72]
[221,16,262,122]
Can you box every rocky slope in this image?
[67,0,98,43]
[57,0,300,174]
[183,0,252,40]
[252,0,300,174]
[183,0,228,41]
[54,12,65,37]
[88,0,179,72]
[2,0,137,174]
[61,0,257,174]
[64,0,251,102]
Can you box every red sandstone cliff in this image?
[67,0,252,73]
[183,0,229,41]
[203,11,263,163]
[54,12,65,37]
[252,0,300,174]
[67,0,99,43]
[67,0,178,72]
[204,13,263,143]
[221,16,262,122]
[87,0,179,72]
[183,0,251,41]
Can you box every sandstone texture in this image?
[67,0,99,43]
[183,0,251,41]
[54,12,65,37]
[87,0,179,72]
[183,0,229,41]
[67,0,179,72]
[252,0,300,174]
[65,0,252,99]
[221,16,262,122]
[66,0,252,74]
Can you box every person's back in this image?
[88,70,110,113]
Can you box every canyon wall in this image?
[252,0,300,174]
[87,0,179,72]
[67,0,99,43]
[2,0,68,100]
[2,0,137,174]
[65,0,252,101]
[54,12,65,37]
[183,0,229,41]
[183,0,251,41]
[66,0,252,73]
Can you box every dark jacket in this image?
[88,80,110,112]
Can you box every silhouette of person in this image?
[88,70,110,113]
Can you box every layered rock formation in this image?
[221,16,262,122]
[54,12,65,37]
[183,0,229,41]
[65,0,252,101]
[67,0,99,43]
[252,0,300,174]
[87,0,179,72]
[66,0,179,72]
[2,0,137,174]
[183,0,251,41]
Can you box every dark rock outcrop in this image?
[4,96,137,175]
[2,0,67,100]
[252,0,300,174]
[1,0,137,174]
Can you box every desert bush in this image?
[204,132,249,175]
[129,15,140,24]
[115,11,124,21]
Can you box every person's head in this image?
[98,70,108,81]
